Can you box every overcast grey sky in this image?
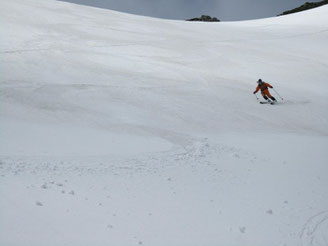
[59,0,308,21]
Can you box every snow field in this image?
[0,0,328,245]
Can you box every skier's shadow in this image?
[279,100,311,105]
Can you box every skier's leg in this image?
[262,91,271,101]
[266,91,276,101]
[261,91,267,100]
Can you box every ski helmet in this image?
[257,79,263,84]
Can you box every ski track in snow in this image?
[300,211,328,246]
[0,138,255,176]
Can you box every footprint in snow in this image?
[239,227,246,233]
[35,201,43,206]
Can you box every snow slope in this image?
[0,0,328,245]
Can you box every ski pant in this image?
[261,89,276,101]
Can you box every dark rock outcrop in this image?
[279,0,328,16]
[187,15,220,22]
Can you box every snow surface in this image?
[1,0,328,245]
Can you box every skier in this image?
[253,79,277,103]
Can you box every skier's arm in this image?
[266,83,273,88]
[253,86,259,94]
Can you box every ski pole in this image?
[254,93,258,100]
[273,88,284,100]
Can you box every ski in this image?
[260,101,276,105]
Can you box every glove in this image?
[253,91,256,94]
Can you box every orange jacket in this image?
[254,82,273,93]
